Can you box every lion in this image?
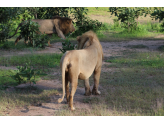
[8,16,75,46]
[58,30,103,110]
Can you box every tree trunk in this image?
[35,13,37,19]
[128,22,130,32]
[136,17,138,27]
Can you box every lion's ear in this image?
[67,19,72,24]
[87,36,93,45]
[76,36,81,42]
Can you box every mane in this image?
[82,30,104,60]
[82,30,100,43]
[51,16,73,34]
[51,16,72,21]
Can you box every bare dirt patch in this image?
[1,40,163,58]
[8,79,100,116]
[1,39,164,116]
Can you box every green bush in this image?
[72,17,103,36]
[10,62,47,86]
[0,24,10,44]
[20,20,40,42]
[19,20,49,48]
[160,21,164,32]
[59,38,76,53]
[32,33,49,48]
[1,41,10,49]
[109,7,151,32]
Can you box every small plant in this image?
[1,41,10,49]
[10,62,47,86]
[151,23,160,32]
[113,19,120,28]
[32,33,49,48]
[158,45,164,52]
[59,38,76,53]
[160,21,164,32]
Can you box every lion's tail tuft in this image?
[58,98,63,103]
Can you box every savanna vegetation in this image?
[0,7,164,116]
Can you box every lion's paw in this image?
[84,90,92,96]
[92,90,101,95]
[71,107,75,111]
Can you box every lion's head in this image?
[77,30,104,59]
[52,16,75,35]
[76,30,100,49]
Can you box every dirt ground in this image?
[1,39,164,116]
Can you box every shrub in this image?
[19,20,49,48]
[0,24,10,44]
[72,17,103,37]
[20,20,40,43]
[32,33,50,48]
[109,7,151,32]
[10,62,47,86]
[59,38,76,53]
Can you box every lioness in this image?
[8,16,75,46]
[58,30,103,110]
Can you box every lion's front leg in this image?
[92,67,101,95]
[84,79,91,96]
[48,40,52,47]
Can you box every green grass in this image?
[0,53,61,114]
[107,52,164,68]
[0,87,58,114]
[0,53,62,90]
[0,33,64,50]
[99,51,164,115]
[93,22,164,42]
[100,67,164,115]
[0,69,18,89]
[0,53,62,68]
[87,7,109,16]
[0,68,44,90]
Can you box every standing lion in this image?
[58,30,103,110]
[8,16,75,46]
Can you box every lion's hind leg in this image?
[92,67,101,95]
[69,70,78,111]
[15,35,22,45]
[84,79,91,96]
[65,72,70,104]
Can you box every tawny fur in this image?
[58,30,103,111]
[8,16,75,46]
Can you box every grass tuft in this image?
[0,53,62,68]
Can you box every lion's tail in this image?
[7,22,23,39]
[58,57,68,103]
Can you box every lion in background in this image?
[58,30,103,110]
[8,16,75,46]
